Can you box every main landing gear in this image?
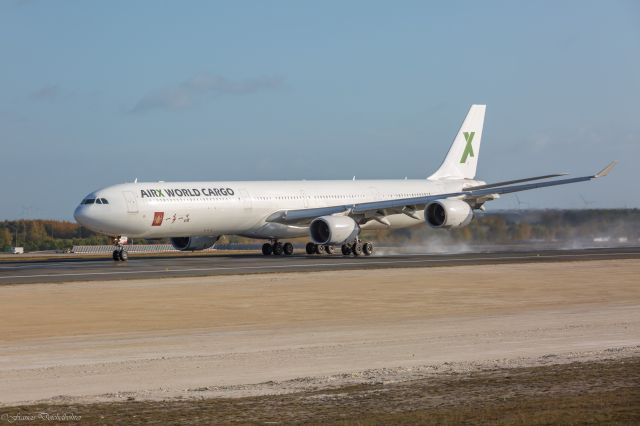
[112,237,128,262]
[306,240,374,257]
[262,241,294,256]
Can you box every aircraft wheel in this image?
[314,244,324,255]
[363,242,374,256]
[325,245,336,255]
[118,249,128,261]
[273,242,284,255]
[283,242,294,256]
[112,250,120,261]
[306,242,316,255]
[352,242,363,256]
[262,243,273,255]
[341,244,352,256]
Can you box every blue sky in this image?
[1,1,638,219]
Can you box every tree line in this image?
[0,220,111,251]
[0,220,162,252]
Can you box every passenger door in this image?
[123,191,139,213]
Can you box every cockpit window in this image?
[81,198,108,205]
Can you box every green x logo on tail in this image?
[460,131,475,163]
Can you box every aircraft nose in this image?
[74,205,88,226]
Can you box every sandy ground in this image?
[0,260,638,406]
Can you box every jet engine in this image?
[309,216,359,245]
[424,199,473,229]
[170,236,219,251]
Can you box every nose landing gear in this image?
[112,236,128,261]
[112,248,128,261]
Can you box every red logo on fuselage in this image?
[152,212,164,226]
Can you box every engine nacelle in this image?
[170,236,219,251]
[424,199,473,229]
[309,216,359,245]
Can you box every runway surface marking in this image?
[0,250,637,281]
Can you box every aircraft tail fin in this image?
[429,104,486,180]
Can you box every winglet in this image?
[595,161,618,178]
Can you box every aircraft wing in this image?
[463,173,568,191]
[266,161,617,225]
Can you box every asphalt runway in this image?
[0,246,639,285]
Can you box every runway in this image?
[1,259,638,406]
[0,246,639,284]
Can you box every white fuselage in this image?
[72,105,612,248]
[73,179,478,239]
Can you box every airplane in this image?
[73,105,617,261]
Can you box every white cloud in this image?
[130,73,284,114]
[29,85,62,101]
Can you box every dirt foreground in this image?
[0,260,638,406]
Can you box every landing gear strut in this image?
[262,240,294,256]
